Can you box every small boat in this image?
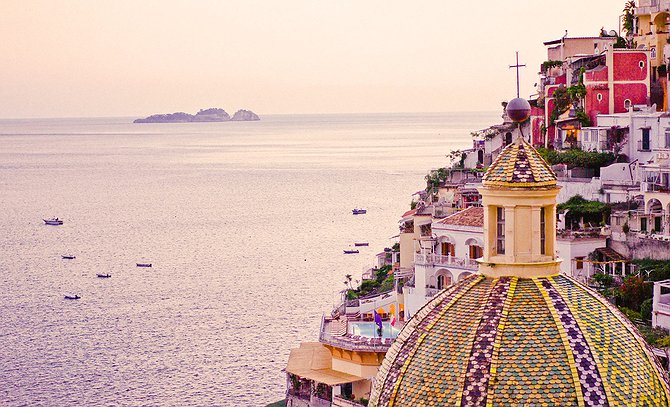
[354,242,369,247]
[352,209,367,215]
[344,249,360,254]
[61,255,76,260]
[64,295,80,300]
[136,263,152,268]
[96,273,111,278]
[43,217,63,225]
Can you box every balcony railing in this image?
[319,330,393,352]
[394,267,414,279]
[657,302,670,313]
[414,253,479,270]
[426,287,441,297]
[333,395,367,407]
[642,182,670,193]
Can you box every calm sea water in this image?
[0,112,498,406]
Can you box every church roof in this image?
[482,137,557,188]
[436,207,484,228]
[369,274,670,407]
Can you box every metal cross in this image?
[509,51,526,98]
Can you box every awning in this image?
[285,342,366,386]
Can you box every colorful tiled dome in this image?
[482,136,557,188]
[369,274,670,407]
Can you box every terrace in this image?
[414,253,479,271]
[319,315,398,352]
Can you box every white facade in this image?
[555,236,607,283]
[597,110,670,164]
[403,210,483,318]
[653,280,670,330]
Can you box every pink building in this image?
[536,39,651,148]
[583,48,651,125]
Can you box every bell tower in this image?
[478,98,562,277]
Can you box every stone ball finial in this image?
[506,97,531,123]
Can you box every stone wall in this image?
[610,233,670,260]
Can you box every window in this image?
[469,245,483,259]
[641,217,648,232]
[650,48,656,60]
[640,59,647,69]
[437,274,452,290]
[441,242,455,257]
[664,127,670,148]
[496,207,505,255]
[540,207,546,255]
[624,99,632,110]
[597,93,603,102]
[576,257,584,270]
[642,128,651,151]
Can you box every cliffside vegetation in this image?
[557,195,610,228]
[537,147,616,173]
[345,264,394,300]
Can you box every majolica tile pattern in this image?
[369,275,670,407]
[482,137,557,188]
[459,277,510,406]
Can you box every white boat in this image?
[136,263,152,268]
[352,209,367,215]
[43,217,63,225]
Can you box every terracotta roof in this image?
[437,207,484,227]
[401,209,416,218]
[482,136,557,188]
[369,275,670,406]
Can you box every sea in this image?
[0,112,499,406]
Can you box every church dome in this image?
[482,136,557,188]
[369,274,670,406]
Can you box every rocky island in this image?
[133,108,259,123]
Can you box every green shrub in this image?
[641,298,653,321]
[593,273,614,288]
[618,306,642,321]
[379,275,395,293]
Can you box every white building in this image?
[653,279,670,330]
[403,207,483,318]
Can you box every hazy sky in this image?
[1,1,624,118]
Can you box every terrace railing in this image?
[415,253,478,270]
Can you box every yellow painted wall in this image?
[399,231,415,270]
[479,186,561,278]
[331,358,381,378]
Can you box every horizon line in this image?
[0,109,501,121]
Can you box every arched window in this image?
[624,99,632,110]
[597,93,603,102]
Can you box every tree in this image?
[618,275,651,311]
[344,274,353,290]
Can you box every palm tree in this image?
[344,274,353,290]
[622,1,636,46]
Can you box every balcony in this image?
[643,182,670,193]
[319,327,394,353]
[333,395,368,407]
[426,287,441,297]
[414,253,479,271]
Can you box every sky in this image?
[0,1,625,118]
